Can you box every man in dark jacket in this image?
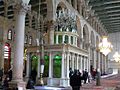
[31,68,37,84]
[83,69,88,84]
[70,69,82,90]
[69,68,73,77]
[26,77,34,89]
[0,68,3,81]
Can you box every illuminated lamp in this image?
[99,36,113,56]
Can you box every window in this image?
[4,43,11,59]
[58,35,62,44]
[65,35,69,43]
[7,29,12,40]
[29,36,32,45]
[71,36,73,44]
[24,35,28,44]
[54,34,56,44]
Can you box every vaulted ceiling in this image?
[88,0,120,33]
[0,0,120,33]
[30,0,47,18]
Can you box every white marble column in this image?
[26,53,30,77]
[86,57,89,71]
[61,52,65,78]
[66,52,70,86]
[56,34,59,44]
[103,56,106,73]
[47,52,53,86]
[88,44,91,73]
[78,56,80,69]
[49,29,54,44]
[49,52,52,78]
[76,37,78,47]
[84,57,86,70]
[80,56,82,70]
[101,54,103,74]
[76,55,79,69]
[63,35,65,43]
[102,54,104,74]
[72,54,75,70]
[104,56,107,73]
[98,52,101,72]
[94,50,96,69]
[9,2,30,90]
[69,54,72,68]
[67,52,70,78]
[82,56,84,70]
[37,52,40,78]
[73,37,75,46]
[69,36,71,44]
[60,52,65,86]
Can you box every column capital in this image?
[90,45,96,50]
[85,42,91,48]
[47,20,56,29]
[80,38,83,42]
[14,2,31,15]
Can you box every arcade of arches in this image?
[0,0,110,89]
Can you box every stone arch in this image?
[56,1,68,19]
[25,13,29,27]
[83,24,89,43]
[32,16,36,29]
[91,31,95,47]
[82,24,89,49]
[76,16,82,47]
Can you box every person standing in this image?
[82,69,88,84]
[8,68,12,81]
[70,69,82,90]
[69,68,73,77]
[26,77,34,89]
[0,68,3,81]
[2,75,9,90]
[31,68,37,84]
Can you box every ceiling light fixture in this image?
[113,33,120,62]
[99,36,113,56]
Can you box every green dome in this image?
[44,55,49,60]
[31,55,38,60]
[54,55,62,60]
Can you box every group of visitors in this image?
[26,68,37,89]
[0,67,37,89]
[69,67,101,90]
[0,67,13,90]
[69,68,89,90]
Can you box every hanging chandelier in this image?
[99,36,113,56]
[113,33,120,62]
[113,52,120,62]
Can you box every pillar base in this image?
[60,78,70,87]
[36,77,44,86]
[47,78,70,87]
[9,80,26,90]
